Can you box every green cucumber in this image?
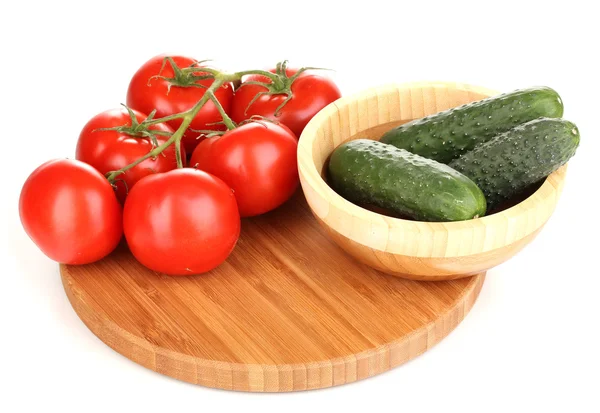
[449,118,580,210]
[328,139,486,222]
[380,86,564,163]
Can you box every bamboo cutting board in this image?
[61,192,484,392]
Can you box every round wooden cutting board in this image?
[61,192,484,392]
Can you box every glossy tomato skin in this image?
[19,159,123,265]
[190,122,299,217]
[230,68,341,138]
[126,55,233,154]
[75,107,181,203]
[123,169,240,275]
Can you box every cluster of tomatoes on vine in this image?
[19,54,341,275]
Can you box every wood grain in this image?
[61,193,484,392]
[298,81,567,280]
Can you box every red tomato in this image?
[19,159,123,265]
[126,55,233,154]
[123,169,240,275]
[231,67,341,138]
[75,107,181,203]
[190,122,299,217]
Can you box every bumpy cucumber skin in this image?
[449,118,580,210]
[380,87,564,164]
[328,139,486,222]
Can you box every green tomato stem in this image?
[208,92,236,130]
[106,79,225,182]
[143,112,187,126]
[105,137,176,182]
[175,138,183,169]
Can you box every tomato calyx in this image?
[94,105,172,149]
[148,56,216,93]
[237,60,329,117]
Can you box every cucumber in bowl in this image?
[380,86,563,163]
[449,117,580,211]
[328,139,486,222]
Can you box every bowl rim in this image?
[298,81,566,257]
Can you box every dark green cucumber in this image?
[449,118,580,210]
[380,86,563,163]
[328,139,486,222]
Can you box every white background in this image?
[1,1,599,412]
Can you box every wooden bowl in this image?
[298,81,567,281]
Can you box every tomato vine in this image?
[105,58,316,183]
